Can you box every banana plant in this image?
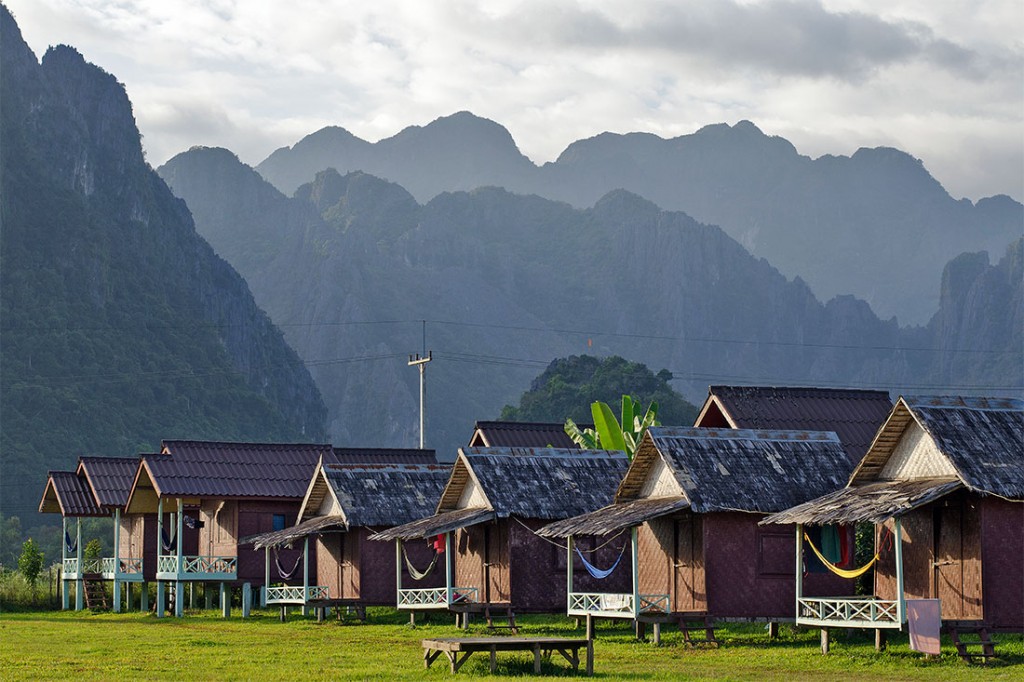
[565,395,659,459]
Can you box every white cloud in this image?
[6,0,1022,200]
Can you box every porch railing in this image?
[797,597,901,628]
[567,592,671,618]
[99,557,143,578]
[62,557,102,576]
[397,587,478,609]
[265,585,329,604]
[157,554,237,579]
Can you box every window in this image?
[272,514,286,531]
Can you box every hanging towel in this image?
[907,599,942,655]
[820,525,843,564]
[804,526,827,573]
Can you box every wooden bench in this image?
[305,598,366,624]
[449,602,517,632]
[422,637,593,675]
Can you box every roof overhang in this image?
[539,496,691,538]
[38,472,105,517]
[369,507,495,542]
[761,477,964,526]
[246,514,348,549]
[435,450,491,513]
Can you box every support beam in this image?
[156,581,165,618]
[630,527,640,620]
[141,582,148,612]
[242,583,251,618]
[795,524,803,623]
[156,498,164,618]
[567,535,574,614]
[894,518,906,627]
[75,518,84,611]
[768,622,780,640]
[175,499,184,617]
[264,547,270,608]
[820,628,830,654]
[444,531,453,607]
[395,540,402,610]
[221,582,230,618]
[302,536,310,616]
[875,628,887,652]
[112,509,122,613]
[61,517,70,610]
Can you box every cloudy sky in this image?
[8,0,1022,201]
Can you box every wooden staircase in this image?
[946,624,996,664]
[677,614,718,647]
[83,577,108,610]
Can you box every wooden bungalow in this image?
[371,447,631,622]
[695,385,893,463]
[763,396,1023,647]
[40,469,108,611]
[249,460,448,616]
[469,421,585,449]
[539,427,854,636]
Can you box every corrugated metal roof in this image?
[762,477,964,525]
[453,447,630,520]
[704,386,893,462]
[151,440,333,499]
[470,421,587,449]
[323,463,449,527]
[540,496,690,538]
[370,507,495,541]
[77,456,140,509]
[635,427,853,514]
[852,395,1023,499]
[330,448,438,465]
[39,471,104,517]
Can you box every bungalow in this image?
[250,460,448,618]
[763,396,1023,653]
[539,427,854,640]
[371,447,631,624]
[469,421,585,449]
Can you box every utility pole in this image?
[408,350,432,449]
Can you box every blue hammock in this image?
[575,543,626,580]
[161,526,176,554]
[64,529,77,554]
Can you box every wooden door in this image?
[485,522,510,603]
[934,501,983,620]
[339,532,360,599]
[673,514,706,613]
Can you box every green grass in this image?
[0,608,1020,680]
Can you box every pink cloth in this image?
[906,599,941,655]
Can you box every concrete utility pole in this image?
[408,351,432,448]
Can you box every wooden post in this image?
[156,498,163,617]
[630,527,640,620]
[567,535,574,614]
[894,518,905,627]
[820,628,830,654]
[175,499,184,617]
[795,524,804,624]
[61,517,70,610]
[445,531,453,607]
[395,540,402,610]
[75,517,84,611]
[653,621,662,646]
[242,583,251,618]
[221,582,230,618]
[586,615,594,675]
[112,508,122,613]
[263,547,270,608]
[302,536,310,616]
[875,628,887,652]
[141,582,148,612]
[156,581,165,618]
[768,622,780,640]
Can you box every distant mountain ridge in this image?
[159,146,1022,462]
[0,6,327,522]
[255,113,1023,325]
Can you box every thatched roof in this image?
[539,496,690,538]
[851,396,1023,499]
[618,427,852,514]
[370,447,629,542]
[761,477,964,525]
[369,507,495,542]
[697,386,893,462]
[319,463,449,527]
[248,515,347,549]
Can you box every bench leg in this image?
[450,651,472,674]
[533,644,542,674]
[490,645,497,673]
[586,640,594,676]
[424,649,442,669]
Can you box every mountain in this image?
[0,6,328,523]
[158,146,1021,462]
[254,114,1023,325]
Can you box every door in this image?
[485,522,510,603]
[934,500,983,620]
[673,514,706,613]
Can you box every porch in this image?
[156,554,237,581]
[567,592,670,619]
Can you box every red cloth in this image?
[433,534,445,553]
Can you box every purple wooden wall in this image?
[981,497,1024,630]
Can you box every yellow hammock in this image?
[803,533,878,579]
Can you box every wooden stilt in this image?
[156,581,165,618]
[875,629,887,652]
[768,622,780,640]
[221,582,230,618]
[820,628,830,654]
[586,615,594,676]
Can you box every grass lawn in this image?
[0,608,1021,680]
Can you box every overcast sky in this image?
[8,0,1023,202]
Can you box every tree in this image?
[565,395,659,458]
[18,538,44,600]
[84,539,102,565]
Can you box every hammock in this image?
[575,543,626,580]
[403,547,440,581]
[275,550,302,581]
[64,529,78,554]
[160,525,176,554]
[804,533,878,579]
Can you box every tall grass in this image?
[0,564,62,611]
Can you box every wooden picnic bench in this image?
[305,598,366,623]
[422,637,593,675]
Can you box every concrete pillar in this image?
[820,628,830,654]
[221,582,230,618]
[242,583,252,618]
[156,581,165,618]
[141,582,149,612]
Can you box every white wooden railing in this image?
[397,587,478,609]
[265,585,328,604]
[99,557,143,576]
[568,592,671,618]
[798,597,901,628]
[63,557,102,576]
[157,554,237,578]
